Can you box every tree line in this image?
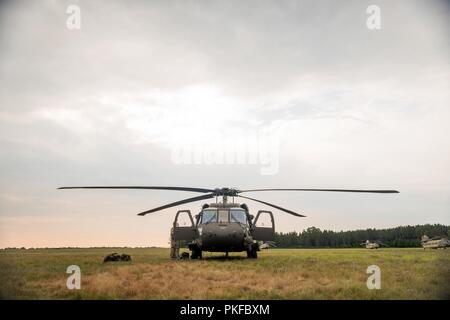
[273,224,450,248]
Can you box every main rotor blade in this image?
[58,186,215,193]
[137,193,215,216]
[239,188,399,194]
[237,194,305,217]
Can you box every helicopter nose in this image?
[203,229,242,240]
[201,224,245,249]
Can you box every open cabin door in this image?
[250,210,275,241]
[172,210,198,241]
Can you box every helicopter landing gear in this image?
[247,244,258,259]
[191,247,202,259]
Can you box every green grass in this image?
[0,248,449,299]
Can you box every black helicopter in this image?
[58,186,399,259]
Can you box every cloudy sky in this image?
[0,0,449,248]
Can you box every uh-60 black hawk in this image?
[58,186,399,259]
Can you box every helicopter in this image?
[420,235,450,249]
[58,186,399,259]
[360,240,388,249]
[259,241,277,250]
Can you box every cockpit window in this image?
[218,210,229,223]
[230,209,247,224]
[201,208,247,224]
[201,209,217,224]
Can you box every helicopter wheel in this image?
[191,248,202,259]
[247,245,258,259]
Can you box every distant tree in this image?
[274,224,449,248]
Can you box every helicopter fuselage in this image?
[172,202,274,258]
[421,236,450,249]
[198,222,248,252]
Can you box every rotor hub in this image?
[213,188,239,197]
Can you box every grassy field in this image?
[0,247,449,299]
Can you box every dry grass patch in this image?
[1,248,449,299]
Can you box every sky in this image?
[0,0,449,248]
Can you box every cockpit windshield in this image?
[230,209,247,224]
[201,209,217,224]
[201,208,248,225]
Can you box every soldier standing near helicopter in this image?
[170,223,180,259]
